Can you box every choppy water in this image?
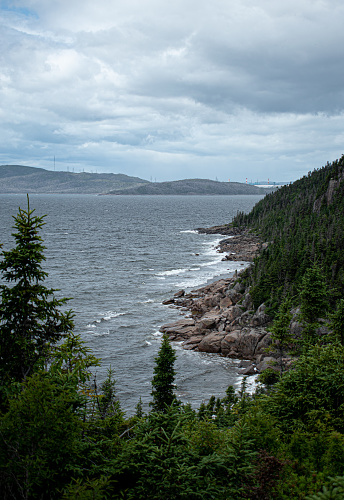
[0,193,264,414]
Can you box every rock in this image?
[238,360,252,368]
[250,311,271,327]
[199,314,220,329]
[257,356,278,373]
[221,330,241,355]
[160,319,197,340]
[219,296,233,309]
[182,335,204,350]
[223,305,243,322]
[290,320,303,337]
[162,298,175,305]
[255,332,272,353]
[226,289,243,304]
[233,281,245,293]
[174,289,185,298]
[242,293,253,310]
[238,364,258,375]
[197,332,226,353]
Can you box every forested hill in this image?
[232,155,344,313]
[0,165,148,193]
[107,178,271,195]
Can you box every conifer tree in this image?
[0,196,74,387]
[270,298,293,372]
[299,264,329,345]
[329,298,344,345]
[150,333,176,412]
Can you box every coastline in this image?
[160,227,278,376]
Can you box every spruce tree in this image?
[0,196,74,387]
[150,334,176,412]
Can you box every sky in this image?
[1,0,344,183]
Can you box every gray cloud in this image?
[1,0,344,182]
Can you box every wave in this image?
[102,311,126,321]
[155,268,188,277]
[87,330,110,337]
[180,229,198,234]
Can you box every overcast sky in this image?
[1,0,344,182]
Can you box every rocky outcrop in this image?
[196,227,261,262]
[313,170,344,213]
[159,264,277,375]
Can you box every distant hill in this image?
[106,178,270,195]
[0,165,272,195]
[0,165,149,194]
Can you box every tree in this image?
[150,334,176,412]
[329,298,344,345]
[269,298,293,373]
[0,196,74,389]
[299,264,329,345]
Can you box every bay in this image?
[0,193,264,414]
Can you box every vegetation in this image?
[233,156,344,315]
[1,156,344,499]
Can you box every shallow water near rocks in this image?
[0,194,264,414]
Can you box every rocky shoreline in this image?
[160,228,279,376]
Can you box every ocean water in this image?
[0,193,264,414]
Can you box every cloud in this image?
[1,0,344,182]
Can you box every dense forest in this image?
[233,155,344,315]
[1,157,344,499]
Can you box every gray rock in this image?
[257,356,278,373]
[238,364,258,376]
[197,332,226,353]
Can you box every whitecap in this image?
[102,311,126,321]
[180,229,198,234]
[155,268,187,277]
[152,331,163,337]
[89,330,110,337]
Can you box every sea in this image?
[0,193,264,414]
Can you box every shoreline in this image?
[160,227,278,376]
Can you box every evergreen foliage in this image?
[233,155,344,315]
[150,333,177,412]
[0,196,74,390]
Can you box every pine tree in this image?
[150,334,176,412]
[0,196,74,388]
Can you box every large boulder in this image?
[221,330,241,355]
[197,332,226,353]
[159,318,197,340]
[182,335,204,350]
[221,328,269,359]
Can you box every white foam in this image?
[89,330,110,337]
[152,331,163,337]
[102,311,126,321]
[180,229,198,234]
[155,268,187,277]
